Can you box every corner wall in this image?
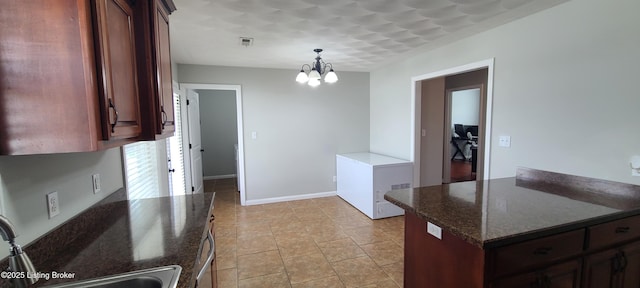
[371,0,640,184]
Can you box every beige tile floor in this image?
[206,178,405,288]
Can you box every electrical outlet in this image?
[47,191,60,219]
[92,174,101,194]
[427,222,442,240]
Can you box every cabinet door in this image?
[93,0,142,140]
[0,0,103,154]
[583,248,619,288]
[492,259,582,288]
[154,0,175,135]
[620,241,640,288]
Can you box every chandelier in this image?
[295,49,338,87]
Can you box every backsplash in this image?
[0,148,124,260]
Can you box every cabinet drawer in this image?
[588,215,640,250]
[492,229,585,277]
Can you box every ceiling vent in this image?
[239,37,253,47]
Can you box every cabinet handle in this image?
[612,253,622,273]
[108,98,119,133]
[168,169,175,173]
[197,230,215,281]
[611,251,628,274]
[620,251,628,271]
[161,106,167,129]
[615,227,630,233]
[533,247,553,255]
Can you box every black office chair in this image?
[454,124,466,139]
[451,124,469,160]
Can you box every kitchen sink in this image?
[42,265,181,288]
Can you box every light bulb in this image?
[308,69,321,80]
[324,69,338,83]
[308,78,321,87]
[296,70,309,83]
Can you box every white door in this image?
[187,89,204,194]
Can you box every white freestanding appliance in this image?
[336,152,413,219]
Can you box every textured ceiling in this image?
[169,0,567,72]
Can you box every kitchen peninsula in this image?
[385,168,640,288]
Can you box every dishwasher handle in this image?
[197,229,215,281]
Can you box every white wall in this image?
[178,65,370,201]
[451,89,480,130]
[0,148,124,259]
[197,90,238,177]
[371,0,640,184]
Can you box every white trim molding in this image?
[245,191,337,206]
[179,83,247,205]
[204,174,237,180]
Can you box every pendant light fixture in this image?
[295,49,338,87]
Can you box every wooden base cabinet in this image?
[492,260,582,288]
[404,212,640,288]
[583,241,640,288]
[404,212,485,288]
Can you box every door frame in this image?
[179,83,246,206]
[443,85,484,183]
[411,59,494,187]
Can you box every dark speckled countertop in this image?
[385,168,640,249]
[0,189,214,288]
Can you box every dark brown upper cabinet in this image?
[0,0,176,155]
[135,0,177,140]
[0,0,140,154]
[93,0,143,141]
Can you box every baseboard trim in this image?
[245,191,337,206]
[203,174,237,180]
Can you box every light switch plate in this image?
[92,174,101,194]
[499,136,511,147]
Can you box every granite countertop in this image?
[384,168,640,249]
[0,189,214,288]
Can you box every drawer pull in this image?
[533,247,553,255]
[612,251,628,274]
[615,227,630,233]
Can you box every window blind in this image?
[123,141,160,200]
[168,92,186,195]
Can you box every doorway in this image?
[179,83,246,206]
[444,86,482,183]
[411,59,494,187]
